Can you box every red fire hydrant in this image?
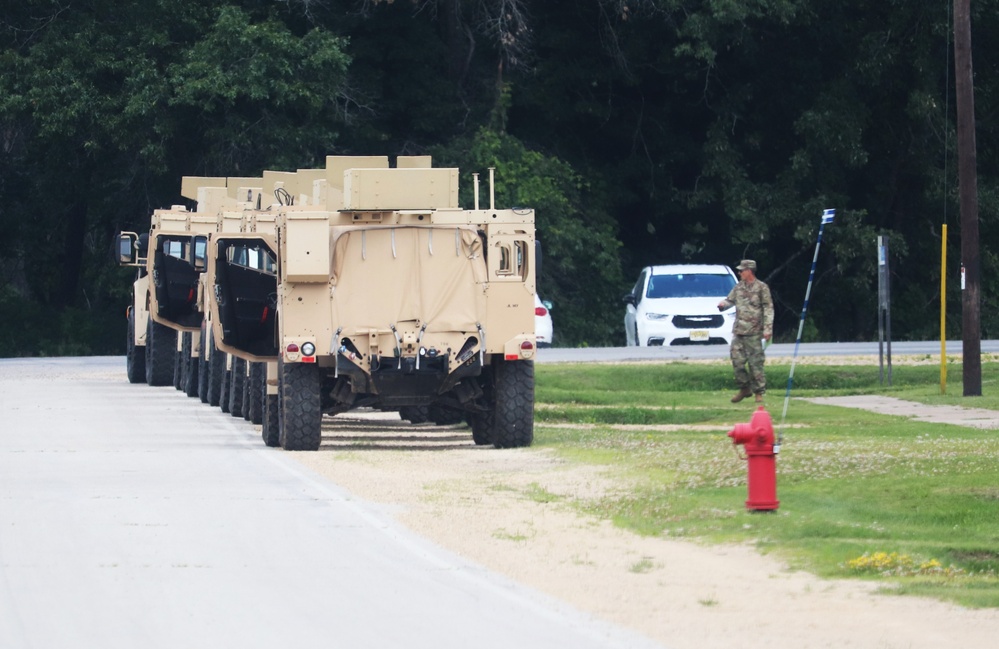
[728,406,779,511]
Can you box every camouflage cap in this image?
[735,259,757,271]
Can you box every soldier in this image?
[718,259,774,404]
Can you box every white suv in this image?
[623,264,738,346]
[535,294,554,348]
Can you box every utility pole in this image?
[954,0,981,396]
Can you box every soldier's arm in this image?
[718,285,737,311]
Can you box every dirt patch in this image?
[290,411,999,649]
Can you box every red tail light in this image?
[535,306,548,316]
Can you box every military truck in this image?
[199,174,278,426]
[118,178,264,394]
[206,156,538,451]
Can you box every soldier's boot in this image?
[755,393,764,404]
[731,387,752,403]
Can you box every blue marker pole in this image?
[777,208,835,449]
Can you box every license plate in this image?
[689,330,709,342]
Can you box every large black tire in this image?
[470,365,496,446]
[491,360,534,449]
[228,357,246,418]
[262,378,280,447]
[172,349,182,389]
[207,333,225,407]
[219,359,231,413]
[197,328,210,403]
[470,409,495,446]
[184,332,200,398]
[246,362,264,424]
[145,315,177,387]
[242,367,252,421]
[429,404,465,426]
[125,309,146,384]
[279,360,322,451]
[399,405,429,424]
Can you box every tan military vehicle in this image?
[199,175,273,425]
[118,178,262,392]
[206,156,538,451]
[118,191,215,387]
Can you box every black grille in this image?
[672,314,724,329]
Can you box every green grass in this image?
[533,360,999,608]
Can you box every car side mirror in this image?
[622,293,635,306]
[117,232,139,266]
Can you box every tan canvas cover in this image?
[329,226,486,334]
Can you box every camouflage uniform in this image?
[719,275,774,397]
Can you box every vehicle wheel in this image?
[240,361,255,421]
[184,332,200,398]
[145,315,176,387]
[279,359,322,451]
[219,360,231,413]
[470,366,496,445]
[470,409,495,446]
[173,348,183,390]
[207,333,225,407]
[126,309,146,384]
[228,357,246,418]
[198,328,210,403]
[262,371,279,447]
[246,362,264,425]
[241,362,252,421]
[399,405,429,424]
[491,360,534,449]
[429,405,465,426]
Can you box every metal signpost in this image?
[877,235,892,386]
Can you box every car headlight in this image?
[301,342,316,356]
[645,313,669,321]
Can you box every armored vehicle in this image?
[206,156,538,451]
[117,181,230,389]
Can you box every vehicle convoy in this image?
[623,264,738,347]
[120,156,538,452]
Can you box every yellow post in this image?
[940,223,947,393]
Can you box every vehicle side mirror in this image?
[117,232,139,266]
[622,293,635,306]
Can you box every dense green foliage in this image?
[535,361,999,607]
[2,1,999,354]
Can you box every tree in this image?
[0,1,350,354]
[435,127,625,345]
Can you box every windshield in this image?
[646,273,736,299]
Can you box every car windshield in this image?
[646,273,736,299]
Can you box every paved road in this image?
[538,340,999,363]
[0,357,663,649]
[805,395,999,429]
